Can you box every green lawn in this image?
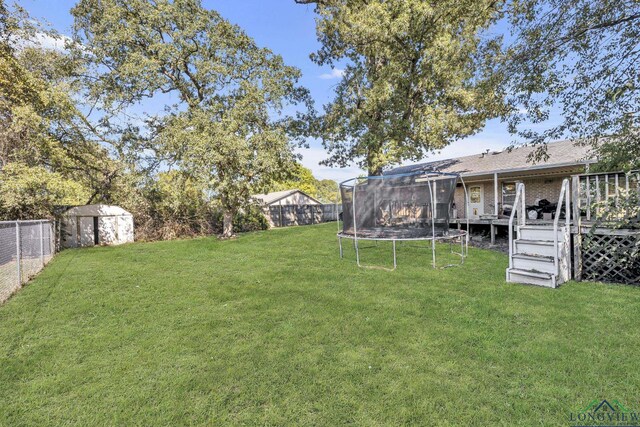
[1,223,639,426]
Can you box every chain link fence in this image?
[0,220,56,304]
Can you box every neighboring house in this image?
[386,139,596,221]
[252,189,324,228]
[252,189,321,207]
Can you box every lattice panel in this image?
[582,232,640,285]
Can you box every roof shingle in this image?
[385,139,596,177]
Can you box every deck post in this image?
[490,223,496,245]
[570,176,581,281]
[571,176,580,225]
[494,173,499,216]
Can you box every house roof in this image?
[252,189,321,205]
[385,139,596,177]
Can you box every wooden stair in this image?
[506,225,571,288]
[505,179,572,288]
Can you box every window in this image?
[502,182,517,211]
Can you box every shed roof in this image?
[62,204,132,216]
[252,189,321,205]
[386,139,596,177]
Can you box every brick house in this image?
[387,139,596,225]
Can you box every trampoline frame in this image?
[337,171,471,271]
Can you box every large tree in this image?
[0,2,117,219]
[502,0,640,170]
[296,0,505,175]
[72,0,312,237]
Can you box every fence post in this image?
[15,221,21,286]
[40,220,45,267]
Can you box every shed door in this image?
[468,185,484,218]
[79,217,95,247]
[100,216,117,245]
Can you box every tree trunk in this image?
[222,208,234,238]
[366,139,384,176]
[368,164,383,176]
[367,150,383,176]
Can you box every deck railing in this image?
[553,179,571,277]
[572,170,640,223]
[508,182,526,270]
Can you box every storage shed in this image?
[61,205,134,248]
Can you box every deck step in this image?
[518,225,564,242]
[514,239,557,257]
[506,268,557,288]
[511,253,556,274]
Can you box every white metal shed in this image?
[61,205,134,248]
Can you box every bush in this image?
[234,205,269,232]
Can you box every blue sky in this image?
[21,0,531,183]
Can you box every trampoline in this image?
[337,171,469,270]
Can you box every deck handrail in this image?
[508,183,526,270]
[572,170,639,222]
[553,179,571,276]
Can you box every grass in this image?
[1,223,639,426]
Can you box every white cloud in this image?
[9,31,70,52]
[319,68,345,80]
[32,32,69,51]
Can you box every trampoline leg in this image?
[431,239,436,269]
[392,240,397,269]
[355,238,360,266]
[339,236,343,258]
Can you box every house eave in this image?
[457,160,596,180]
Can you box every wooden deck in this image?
[450,215,635,246]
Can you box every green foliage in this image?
[133,170,215,240]
[0,162,90,219]
[298,0,505,175]
[0,3,120,218]
[316,179,340,203]
[232,205,269,233]
[270,163,319,197]
[591,134,640,173]
[269,163,339,203]
[2,223,640,425]
[503,0,640,165]
[587,188,640,230]
[72,0,313,236]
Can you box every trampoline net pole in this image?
[353,179,359,266]
[430,180,436,269]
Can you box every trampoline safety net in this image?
[340,172,458,239]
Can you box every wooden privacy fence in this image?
[266,204,340,227]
